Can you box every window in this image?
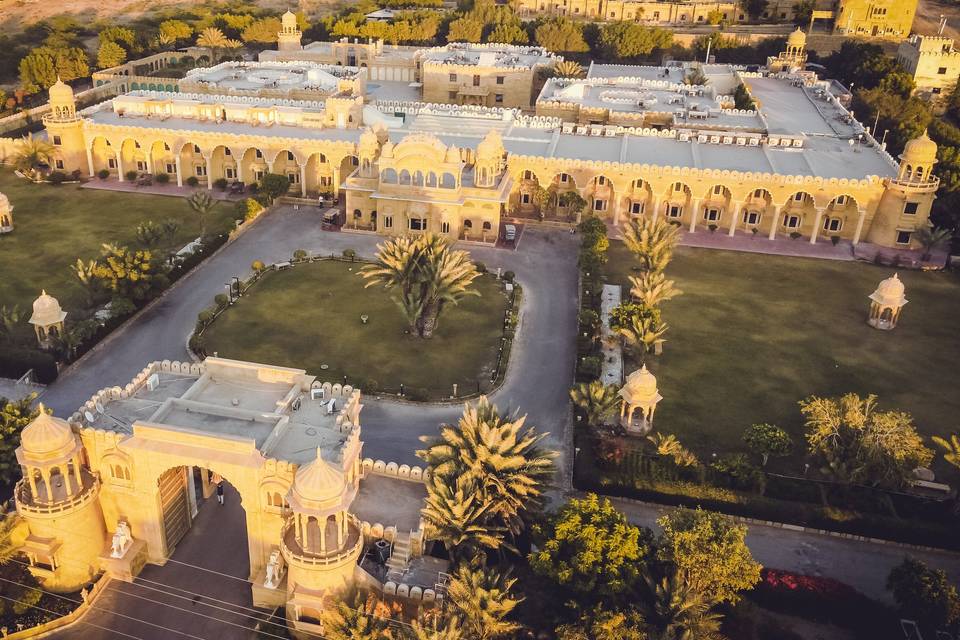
[631,202,643,214]
[449,73,457,82]
[52,135,61,146]
[668,205,682,218]
[793,192,805,202]
[784,214,801,229]
[560,173,569,183]
[384,215,393,229]
[409,217,426,231]
[704,208,720,221]
[673,182,684,192]
[137,161,147,171]
[753,189,765,198]
[288,172,299,184]
[938,67,949,75]
[823,217,842,232]
[495,94,503,103]
[287,151,294,161]
[226,168,235,179]
[743,210,761,225]
[903,202,919,215]
[597,176,606,185]
[835,195,847,205]
[193,145,201,154]
[255,170,264,181]
[712,184,723,195]
[196,165,206,177]
[449,91,458,100]
[224,148,231,156]
[108,158,117,169]
[482,221,492,231]
[496,76,504,85]
[55,159,64,169]
[594,199,606,211]
[896,230,912,245]
[521,193,531,204]
[933,87,942,94]
[166,163,176,174]
[255,149,263,159]
[441,221,450,233]
[473,75,481,86]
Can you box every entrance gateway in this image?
[12,358,443,639]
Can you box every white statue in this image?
[263,549,285,589]
[111,521,133,558]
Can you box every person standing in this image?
[216,480,224,505]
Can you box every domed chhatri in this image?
[868,273,908,330]
[289,450,348,510]
[902,129,938,164]
[19,406,76,458]
[0,191,12,234]
[29,290,67,347]
[619,365,663,435]
[48,77,75,103]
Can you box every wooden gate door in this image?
[158,466,190,554]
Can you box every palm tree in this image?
[569,380,619,429]
[71,258,99,307]
[186,190,214,237]
[196,27,230,62]
[420,473,505,564]
[615,310,668,355]
[0,508,20,564]
[447,560,522,640]
[933,434,960,470]
[640,570,724,640]
[361,233,480,338]
[320,593,395,640]
[629,271,682,309]
[0,304,22,340]
[13,134,57,180]
[913,225,952,261]
[554,60,584,78]
[648,432,699,467]
[409,613,464,640]
[622,215,682,274]
[418,396,556,536]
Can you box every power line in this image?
[0,592,145,640]
[131,574,293,626]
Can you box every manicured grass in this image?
[0,169,233,315]
[201,260,511,398]
[605,241,960,476]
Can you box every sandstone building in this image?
[897,34,960,111]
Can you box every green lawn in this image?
[202,260,510,399]
[0,169,232,317]
[605,242,960,476]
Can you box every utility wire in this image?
[0,592,145,640]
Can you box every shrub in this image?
[474,261,487,273]
[293,249,308,261]
[710,454,766,493]
[213,177,228,190]
[708,223,718,233]
[831,235,840,245]
[188,333,205,354]
[125,170,138,181]
[97,168,110,179]
[789,231,802,240]
[47,171,67,185]
[70,169,82,181]
[251,259,266,272]
[502,270,516,283]
[578,355,602,380]
[751,227,759,235]
[197,310,214,324]
[360,378,379,393]
[404,386,430,402]
[237,198,264,221]
[186,176,200,187]
[214,293,229,307]
[0,346,58,383]
[342,248,357,261]
[155,172,170,184]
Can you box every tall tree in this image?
[409,613,464,640]
[447,17,484,43]
[97,41,127,70]
[241,17,282,44]
[913,225,952,261]
[420,473,505,563]
[628,271,681,309]
[742,423,793,466]
[614,308,668,356]
[656,507,761,606]
[0,305,22,341]
[91,243,164,302]
[71,258,99,308]
[887,557,960,630]
[933,433,960,470]
[639,570,724,640]
[622,215,682,274]
[12,134,56,180]
[447,560,522,640]
[186,190,215,237]
[361,233,480,338]
[0,394,40,485]
[800,393,934,487]
[534,18,589,54]
[598,22,672,59]
[320,593,395,640]
[569,380,619,429]
[158,20,193,47]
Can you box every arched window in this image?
[413,171,424,186]
[426,173,437,188]
[482,221,492,231]
[441,173,456,189]
[463,219,473,229]
[399,169,411,185]
[381,168,398,184]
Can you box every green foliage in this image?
[186,176,200,187]
[292,249,308,261]
[342,248,357,260]
[656,507,761,605]
[0,394,40,484]
[622,215,681,274]
[97,168,110,179]
[125,170,139,182]
[187,190,215,236]
[320,593,395,640]
[236,198,263,221]
[99,26,137,50]
[733,83,755,110]
[214,293,229,307]
[887,557,960,629]
[90,243,165,302]
[487,23,528,45]
[135,220,164,247]
[534,18,589,54]
[12,134,56,179]
[569,381,619,428]
[501,270,515,283]
[743,0,768,19]
[259,173,291,202]
[742,423,793,465]
[447,560,522,640]
[932,433,960,471]
[792,0,815,25]
[47,171,66,185]
[531,494,651,603]
[251,259,266,272]
[555,607,648,640]
[638,569,724,640]
[212,177,228,190]
[710,453,766,493]
[158,20,193,46]
[447,17,484,43]
[647,432,699,467]
[597,22,672,59]
[97,41,127,70]
[800,393,934,488]
[242,17,282,44]
[19,46,88,93]
[628,271,681,309]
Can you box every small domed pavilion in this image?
[619,365,662,435]
[29,290,67,347]
[868,273,908,330]
[0,192,12,234]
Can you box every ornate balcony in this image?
[280,513,363,568]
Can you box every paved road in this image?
[42,207,580,466]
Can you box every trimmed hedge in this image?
[0,346,58,384]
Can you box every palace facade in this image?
[33,28,939,250]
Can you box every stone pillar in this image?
[727,200,742,236]
[27,469,38,498]
[611,196,621,225]
[186,466,198,518]
[115,152,124,181]
[768,204,781,240]
[651,196,661,221]
[300,164,307,197]
[810,206,825,244]
[205,157,213,190]
[145,154,153,175]
[235,158,244,184]
[852,209,866,245]
[175,156,183,188]
[333,167,341,197]
[85,147,95,177]
[688,198,702,233]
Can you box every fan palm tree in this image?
[623,215,682,274]
[320,592,395,640]
[71,258,99,308]
[361,233,480,338]
[569,380,619,429]
[933,434,960,470]
[409,613,464,640]
[640,570,724,640]
[629,271,682,309]
[913,225,952,261]
[420,473,505,564]
[186,190,214,237]
[554,60,584,78]
[447,560,522,640]
[615,310,668,355]
[418,396,555,536]
[648,432,699,467]
[13,134,57,180]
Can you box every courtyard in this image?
[0,170,234,320]
[605,241,960,477]
[200,259,512,399]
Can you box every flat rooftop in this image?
[746,76,863,137]
[184,61,359,94]
[420,43,554,68]
[352,474,427,531]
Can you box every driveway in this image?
[41,206,581,467]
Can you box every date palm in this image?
[409,613,464,640]
[554,60,584,78]
[447,560,522,640]
[648,432,698,467]
[320,592,394,640]
[629,271,682,309]
[615,310,668,355]
[623,215,681,274]
[418,396,555,536]
[914,225,952,261]
[71,258,99,307]
[195,27,236,63]
[13,134,57,180]
[569,380,619,429]
[0,305,22,340]
[186,190,214,237]
[640,570,724,640]
[361,233,479,338]
[933,434,960,470]
[420,473,504,564]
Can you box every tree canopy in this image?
[534,18,589,54]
